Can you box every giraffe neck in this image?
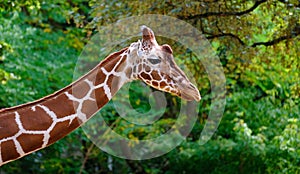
[0,47,132,165]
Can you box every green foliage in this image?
[0,0,299,174]
[0,14,78,107]
[0,41,15,84]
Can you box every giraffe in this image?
[0,26,200,166]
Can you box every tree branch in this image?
[204,25,299,47]
[251,25,300,47]
[79,143,95,174]
[206,33,246,45]
[205,30,299,47]
[179,0,267,19]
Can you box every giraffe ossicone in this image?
[0,26,200,166]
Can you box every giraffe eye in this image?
[148,58,161,64]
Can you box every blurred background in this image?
[0,0,299,173]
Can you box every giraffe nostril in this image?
[189,84,196,89]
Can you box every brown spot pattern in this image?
[71,81,90,99]
[152,81,159,87]
[0,113,19,139]
[94,68,106,86]
[151,70,162,81]
[48,118,80,145]
[45,93,76,119]
[82,100,98,119]
[160,81,167,88]
[17,133,44,153]
[115,56,127,72]
[1,140,19,162]
[19,107,52,131]
[110,76,122,95]
[140,72,151,80]
[94,87,109,109]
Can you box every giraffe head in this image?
[128,26,201,101]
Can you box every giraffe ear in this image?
[162,44,173,54]
[141,25,156,43]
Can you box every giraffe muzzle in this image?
[180,82,201,101]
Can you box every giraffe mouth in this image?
[179,83,201,101]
